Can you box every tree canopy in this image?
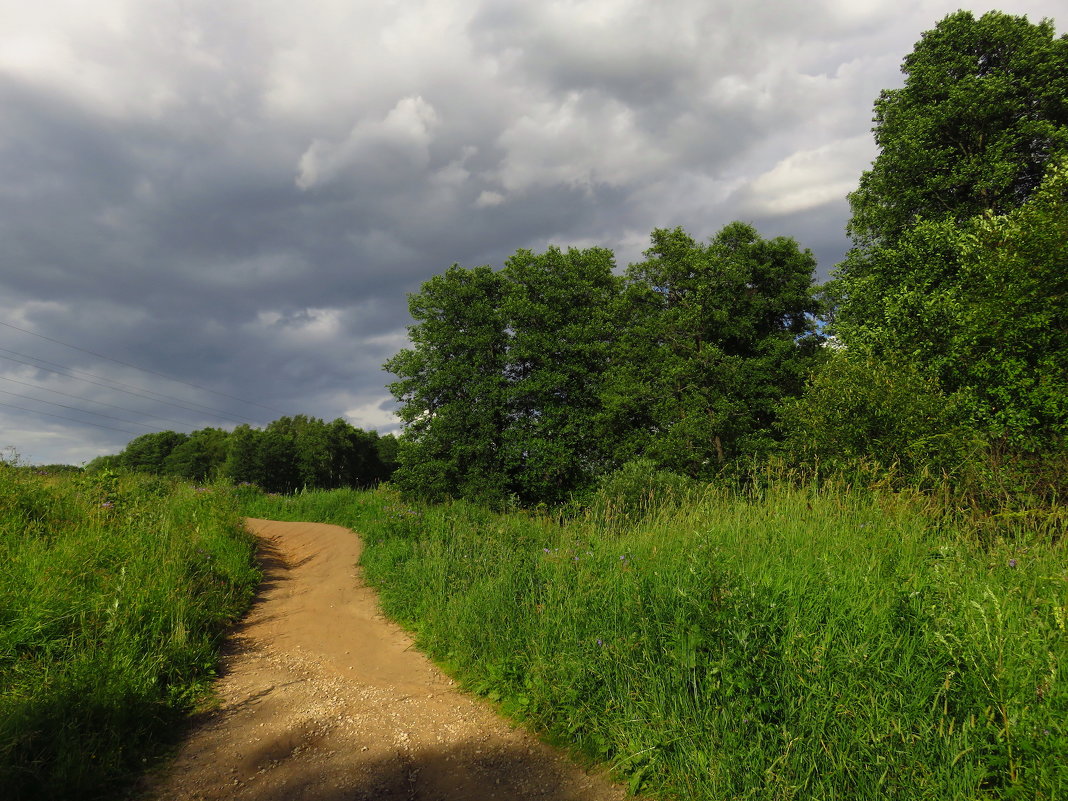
[93,416,397,493]
[603,223,822,476]
[847,10,1068,247]
[830,10,1068,453]
[386,225,823,504]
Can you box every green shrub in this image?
[782,350,979,475]
[582,458,699,530]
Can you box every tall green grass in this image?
[0,467,259,800]
[245,482,1066,799]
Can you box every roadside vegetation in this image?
[0,465,258,801]
[294,11,1065,799]
[241,474,1067,799]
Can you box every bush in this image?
[781,350,978,476]
[582,458,699,530]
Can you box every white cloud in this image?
[492,92,670,194]
[343,397,400,432]
[736,136,877,216]
[296,95,440,190]
[475,190,505,208]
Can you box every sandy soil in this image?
[140,518,628,801]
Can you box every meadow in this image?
[245,476,1067,800]
[3,461,1062,800]
[0,466,259,800]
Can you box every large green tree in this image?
[835,158,1068,447]
[501,246,619,504]
[385,265,510,503]
[602,223,822,477]
[163,427,229,481]
[847,10,1068,247]
[387,248,620,505]
[831,11,1068,452]
[119,431,188,473]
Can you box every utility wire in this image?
[0,320,287,415]
[0,348,262,425]
[0,345,258,422]
[0,375,194,429]
[0,399,140,435]
[0,387,157,430]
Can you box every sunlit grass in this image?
[247,481,1067,799]
[0,467,259,800]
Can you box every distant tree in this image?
[257,427,300,493]
[120,431,188,473]
[84,454,123,474]
[221,424,262,486]
[603,223,822,477]
[32,464,83,474]
[163,428,229,481]
[847,10,1068,248]
[373,433,400,482]
[320,418,395,488]
[266,415,332,489]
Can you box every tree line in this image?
[88,416,398,494]
[386,10,1067,507]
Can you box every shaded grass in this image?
[0,467,259,800]
[242,482,1067,799]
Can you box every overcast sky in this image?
[1,0,1062,465]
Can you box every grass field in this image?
[246,480,1067,800]
[0,467,259,800]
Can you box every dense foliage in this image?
[603,223,822,475]
[387,227,822,504]
[89,415,397,493]
[820,10,1068,481]
[847,10,1068,246]
[832,160,1068,449]
[385,13,1067,507]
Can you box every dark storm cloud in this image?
[1,0,1064,464]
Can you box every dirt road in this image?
[142,518,627,801]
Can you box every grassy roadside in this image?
[244,482,1066,799]
[0,467,259,800]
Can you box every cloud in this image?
[296,96,440,190]
[343,397,401,432]
[735,136,877,216]
[0,0,1064,463]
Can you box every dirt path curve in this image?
[142,518,628,801]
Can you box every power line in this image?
[0,348,263,426]
[0,399,140,435]
[0,387,157,430]
[0,319,287,416]
[0,375,195,429]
